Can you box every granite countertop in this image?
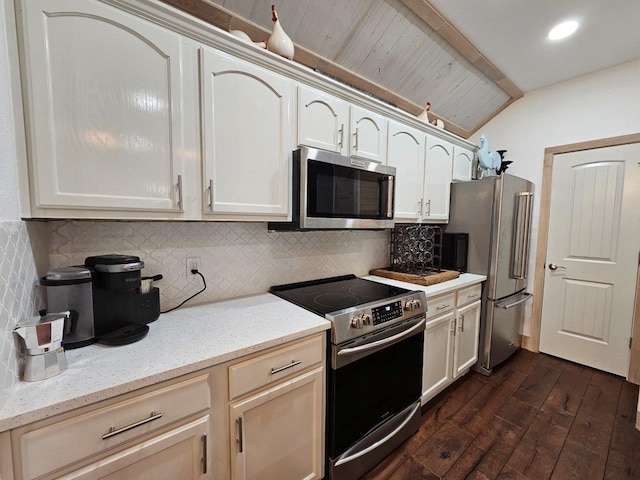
[364,272,486,297]
[0,274,486,433]
[0,293,330,432]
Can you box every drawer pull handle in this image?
[102,412,163,440]
[271,360,302,375]
[467,293,480,299]
[436,304,451,311]
[202,434,208,474]
[237,416,244,453]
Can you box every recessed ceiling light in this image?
[548,20,579,41]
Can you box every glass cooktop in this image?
[270,274,411,316]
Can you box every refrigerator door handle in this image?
[511,192,534,279]
[496,292,533,310]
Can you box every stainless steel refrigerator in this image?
[447,174,534,375]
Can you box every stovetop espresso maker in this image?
[14,312,70,381]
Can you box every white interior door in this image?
[540,143,640,376]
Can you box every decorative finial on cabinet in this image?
[267,4,295,60]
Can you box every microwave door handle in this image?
[380,175,394,218]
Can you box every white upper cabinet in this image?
[297,88,387,163]
[15,0,476,222]
[297,85,349,155]
[386,120,425,221]
[19,0,192,216]
[200,48,293,219]
[452,145,475,182]
[350,105,387,163]
[423,136,454,223]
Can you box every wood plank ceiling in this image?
[162,0,523,138]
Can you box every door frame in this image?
[527,132,640,383]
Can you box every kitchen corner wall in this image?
[48,220,390,311]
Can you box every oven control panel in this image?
[371,301,403,326]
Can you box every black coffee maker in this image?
[85,254,161,345]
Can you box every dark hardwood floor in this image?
[362,350,640,480]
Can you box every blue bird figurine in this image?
[477,134,502,178]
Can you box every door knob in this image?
[548,263,566,271]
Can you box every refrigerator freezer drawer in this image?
[480,293,532,372]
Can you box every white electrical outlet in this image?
[186,257,200,279]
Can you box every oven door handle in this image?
[334,401,420,467]
[337,318,426,358]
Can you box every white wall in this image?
[471,58,640,336]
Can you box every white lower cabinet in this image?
[209,333,326,480]
[422,283,482,404]
[422,311,455,400]
[453,300,481,378]
[61,416,210,480]
[7,333,327,480]
[10,374,212,480]
[230,367,324,480]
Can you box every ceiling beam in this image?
[401,0,523,100]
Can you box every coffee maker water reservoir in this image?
[40,267,95,349]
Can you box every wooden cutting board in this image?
[369,268,460,286]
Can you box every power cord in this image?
[161,269,207,314]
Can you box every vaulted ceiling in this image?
[161,0,640,139]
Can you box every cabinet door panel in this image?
[298,86,348,154]
[21,0,186,212]
[423,136,453,222]
[350,106,387,163]
[61,416,210,480]
[453,300,481,378]
[422,312,455,403]
[230,367,324,480]
[453,146,474,182]
[201,49,292,217]
[387,120,425,222]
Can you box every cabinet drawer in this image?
[17,374,210,480]
[229,334,324,400]
[457,284,482,307]
[426,293,456,319]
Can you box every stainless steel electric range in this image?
[271,274,427,480]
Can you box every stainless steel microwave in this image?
[269,147,396,230]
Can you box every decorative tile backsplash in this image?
[0,219,390,396]
[0,221,48,405]
[48,221,390,311]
